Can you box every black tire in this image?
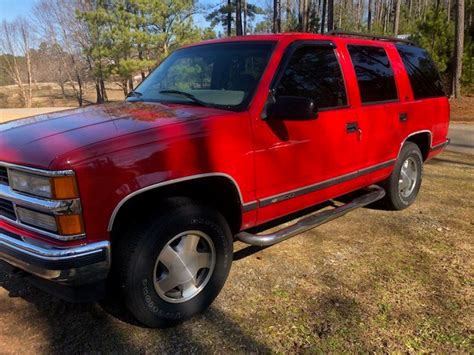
[113,197,233,327]
[380,142,423,210]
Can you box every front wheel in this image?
[380,142,423,210]
[114,198,233,327]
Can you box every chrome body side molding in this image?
[107,173,253,232]
[397,130,433,159]
[258,159,395,207]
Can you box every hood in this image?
[0,101,229,169]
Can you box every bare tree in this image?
[34,0,88,106]
[453,0,465,98]
[0,19,34,107]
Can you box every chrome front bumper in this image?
[0,231,110,285]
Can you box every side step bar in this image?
[236,186,385,247]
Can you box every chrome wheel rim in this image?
[398,157,418,199]
[153,230,216,304]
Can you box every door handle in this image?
[346,122,359,133]
[399,112,408,122]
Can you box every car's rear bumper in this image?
[0,230,110,285]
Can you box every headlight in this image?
[9,170,78,199]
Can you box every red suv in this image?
[0,32,449,327]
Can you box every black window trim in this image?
[270,40,350,112]
[347,44,400,106]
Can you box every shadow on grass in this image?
[0,261,271,353]
[428,157,474,168]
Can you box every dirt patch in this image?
[0,150,472,353]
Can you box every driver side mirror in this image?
[268,95,318,120]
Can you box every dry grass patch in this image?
[0,82,124,108]
[450,95,474,123]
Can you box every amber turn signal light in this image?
[52,176,79,199]
[56,214,84,236]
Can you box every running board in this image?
[236,185,385,247]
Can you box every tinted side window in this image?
[348,45,398,104]
[276,46,347,109]
[396,44,445,99]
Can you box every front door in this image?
[252,41,363,224]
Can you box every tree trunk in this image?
[227,0,232,36]
[273,0,279,33]
[100,79,108,102]
[243,0,247,34]
[95,80,103,104]
[327,0,334,31]
[453,0,465,98]
[25,49,33,108]
[277,0,282,32]
[393,0,401,34]
[299,0,304,30]
[321,0,327,32]
[76,71,84,107]
[368,0,373,31]
[298,0,309,31]
[447,0,451,22]
[357,0,363,29]
[236,0,243,35]
[338,0,344,28]
[59,81,66,99]
[384,0,392,33]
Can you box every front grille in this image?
[0,167,8,185]
[0,198,15,220]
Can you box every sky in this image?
[0,0,36,22]
[0,0,229,29]
[0,0,267,38]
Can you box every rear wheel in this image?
[380,142,423,210]
[114,198,233,327]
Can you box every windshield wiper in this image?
[158,90,209,107]
[127,90,143,99]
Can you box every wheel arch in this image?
[400,130,432,161]
[108,173,245,236]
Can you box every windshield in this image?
[128,41,276,110]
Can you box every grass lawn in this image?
[0,150,472,353]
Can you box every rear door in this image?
[346,43,403,181]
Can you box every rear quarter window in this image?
[347,45,398,104]
[396,44,445,100]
